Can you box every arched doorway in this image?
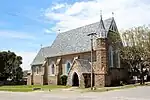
[72,72,79,86]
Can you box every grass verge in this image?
[0,85,69,92]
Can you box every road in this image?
[0,86,150,100]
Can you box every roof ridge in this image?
[59,17,113,35]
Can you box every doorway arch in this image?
[72,72,79,86]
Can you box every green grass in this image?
[1,83,150,92]
[0,85,69,92]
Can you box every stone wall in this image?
[83,74,91,88]
[60,52,96,75]
[27,75,32,85]
[46,52,96,86]
[33,75,43,85]
[30,65,44,85]
[94,38,108,87]
[48,76,57,85]
[94,74,105,87]
[67,61,85,88]
[43,61,48,85]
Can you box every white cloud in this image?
[51,3,66,10]
[16,51,37,70]
[43,28,53,34]
[0,30,36,40]
[44,0,150,32]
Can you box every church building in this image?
[27,14,128,88]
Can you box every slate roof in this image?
[76,59,91,73]
[31,18,114,66]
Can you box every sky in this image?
[0,0,150,70]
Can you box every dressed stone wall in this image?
[67,61,85,88]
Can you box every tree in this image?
[60,75,68,85]
[12,67,23,82]
[110,26,150,84]
[0,51,23,82]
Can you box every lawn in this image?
[0,85,69,92]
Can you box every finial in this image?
[58,29,60,34]
[41,44,44,57]
[112,12,114,18]
[100,10,102,20]
[40,44,43,48]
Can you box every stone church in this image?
[27,15,128,88]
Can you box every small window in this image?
[51,64,55,74]
[66,62,71,73]
[36,67,39,74]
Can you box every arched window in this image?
[109,46,113,67]
[66,62,71,73]
[116,50,120,68]
[51,64,55,74]
[36,67,39,74]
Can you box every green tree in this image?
[0,51,23,82]
[110,26,150,84]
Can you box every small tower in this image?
[94,11,110,87]
[97,10,106,38]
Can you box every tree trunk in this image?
[140,64,145,85]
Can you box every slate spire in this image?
[97,10,106,38]
[111,12,115,22]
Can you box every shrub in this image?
[60,75,68,85]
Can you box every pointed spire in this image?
[58,29,60,34]
[40,44,44,57]
[98,10,106,38]
[100,10,102,20]
[112,12,114,18]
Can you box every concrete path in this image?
[0,86,150,100]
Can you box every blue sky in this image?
[0,0,58,51]
[0,0,150,70]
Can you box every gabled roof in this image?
[68,59,91,74]
[76,59,91,73]
[31,18,114,66]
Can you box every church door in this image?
[72,72,79,86]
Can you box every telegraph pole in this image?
[87,32,97,90]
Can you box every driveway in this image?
[0,86,150,100]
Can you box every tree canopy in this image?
[0,51,23,82]
[110,26,150,84]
